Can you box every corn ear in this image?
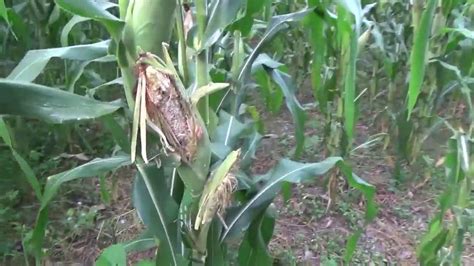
[194,149,240,230]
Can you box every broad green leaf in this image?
[65,55,115,92]
[201,0,245,50]
[60,1,117,46]
[60,16,89,47]
[124,235,156,253]
[55,0,124,40]
[237,8,313,87]
[7,40,110,82]
[238,210,275,265]
[338,163,377,262]
[252,54,284,113]
[0,118,42,200]
[96,244,127,266]
[406,0,437,119]
[304,2,327,113]
[29,155,131,261]
[134,164,181,266]
[229,0,267,36]
[205,221,226,266]
[101,114,130,153]
[269,69,306,157]
[240,131,262,169]
[233,8,313,113]
[41,156,131,208]
[444,27,474,40]
[0,117,12,146]
[0,0,8,24]
[337,5,359,144]
[11,150,41,200]
[338,0,362,30]
[222,157,342,240]
[6,8,30,48]
[191,83,229,105]
[0,79,121,123]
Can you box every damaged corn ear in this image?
[131,52,203,163]
[194,149,240,230]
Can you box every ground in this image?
[1,89,473,265]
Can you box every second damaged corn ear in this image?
[194,149,240,230]
[131,52,202,164]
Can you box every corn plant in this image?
[418,125,473,265]
[0,0,379,264]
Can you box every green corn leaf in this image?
[7,40,110,82]
[191,83,229,105]
[406,0,437,119]
[0,79,121,123]
[100,114,130,153]
[60,16,89,46]
[0,118,42,200]
[200,0,245,50]
[55,0,124,40]
[96,244,127,266]
[134,164,183,266]
[252,54,284,113]
[0,0,9,25]
[205,221,226,266]
[269,69,306,157]
[28,155,131,261]
[237,8,313,88]
[305,1,327,113]
[222,157,343,240]
[229,0,267,36]
[233,8,313,113]
[222,157,377,254]
[60,1,117,46]
[444,27,474,40]
[41,156,131,208]
[238,209,275,266]
[336,3,360,146]
[65,55,116,93]
[124,235,156,253]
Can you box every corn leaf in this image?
[96,244,127,266]
[29,156,131,260]
[60,1,117,46]
[41,156,131,208]
[237,8,313,89]
[238,210,275,265]
[200,0,245,50]
[222,157,343,240]
[206,221,226,266]
[0,118,42,200]
[222,157,377,252]
[134,164,184,266]
[229,0,268,36]
[55,0,124,40]
[7,40,110,82]
[305,0,327,113]
[268,69,306,157]
[407,0,437,119]
[0,0,8,25]
[0,79,121,123]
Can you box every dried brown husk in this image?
[136,54,201,162]
[195,171,237,229]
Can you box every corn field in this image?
[0,0,472,265]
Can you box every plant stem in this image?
[195,0,210,125]
[175,0,189,85]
